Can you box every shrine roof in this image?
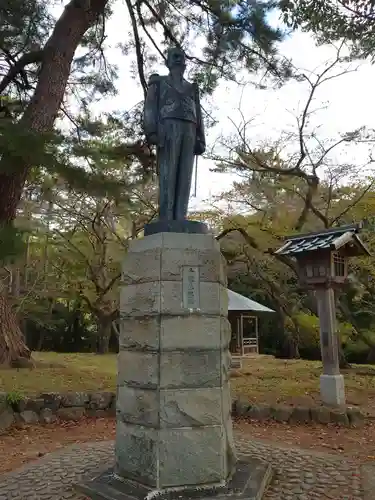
[274,223,371,257]
[228,289,275,313]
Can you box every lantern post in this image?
[275,223,370,407]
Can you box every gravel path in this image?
[0,435,372,500]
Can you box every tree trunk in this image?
[36,329,45,352]
[0,0,109,222]
[96,315,112,354]
[0,294,32,366]
[284,336,300,359]
[338,343,351,369]
[367,346,375,363]
[0,0,108,366]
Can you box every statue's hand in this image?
[194,139,205,155]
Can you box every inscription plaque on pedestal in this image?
[182,266,200,310]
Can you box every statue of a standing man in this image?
[143,47,206,223]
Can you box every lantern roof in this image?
[274,223,371,257]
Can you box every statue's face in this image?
[166,48,186,71]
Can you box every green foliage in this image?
[6,390,24,406]
[125,0,291,95]
[292,312,320,350]
[344,338,371,364]
[25,299,99,353]
[280,0,375,60]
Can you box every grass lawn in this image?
[231,355,375,412]
[1,352,375,411]
[0,352,117,395]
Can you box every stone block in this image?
[199,282,228,316]
[160,248,226,284]
[129,233,165,252]
[119,317,160,351]
[320,374,346,407]
[330,409,349,426]
[221,317,232,347]
[222,349,231,383]
[271,405,293,423]
[160,316,226,351]
[115,421,157,487]
[0,392,6,411]
[159,426,224,487]
[120,282,160,317]
[86,409,113,419]
[40,408,57,424]
[224,417,237,479]
[110,395,116,415]
[221,381,232,420]
[117,385,158,427]
[39,392,62,411]
[160,281,188,315]
[290,407,311,424]
[233,398,251,417]
[130,232,218,253]
[23,397,45,413]
[61,392,90,407]
[57,407,85,421]
[122,248,161,285]
[0,408,14,434]
[118,350,158,389]
[88,392,114,410]
[310,406,331,424]
[347,407,365,427]
[19,410,39,424]
[144,219,209,237]
[163,282,226,317]
[120,281,227,317]
[160,350,221,389]
[247,404,271,421]
[159,388,222,428]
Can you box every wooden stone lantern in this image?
[275,223,370,407]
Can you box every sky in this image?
[57,1,375,213]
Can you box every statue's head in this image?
[166,47,186,72]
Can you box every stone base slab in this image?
[75,458,272,500]
[320,374,346,407]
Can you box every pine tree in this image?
[0,0,287,365]
[280,0,375,59]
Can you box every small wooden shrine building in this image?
[228,289,274,357]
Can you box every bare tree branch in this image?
[125,0,147,97]
[0,50,44,95]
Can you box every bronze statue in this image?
[144,47,206,223]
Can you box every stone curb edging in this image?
[0,391,367,436]
[0,391,116,434]
[232,398,366,427]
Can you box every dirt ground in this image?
[1,417,374,475]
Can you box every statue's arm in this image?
[144,74,160,144]
[194,83,206,155]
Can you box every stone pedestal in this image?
[316,288,346,406]
[320,374,345,407]
[76,232,272,500]
[116,232,235,488]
